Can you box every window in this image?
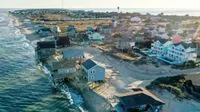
[90,69,95,74]
[90,75,94,80]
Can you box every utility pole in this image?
[117,6,120,19]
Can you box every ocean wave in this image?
[0,10,88,112]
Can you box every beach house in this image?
[86,27,95,34]
[55,36,70,48]
[62,48,84,60]
[51,59,77,80]
[150,38,197,64]
[130,16,141,23]
[36,27,52,37]
[96,24,112,34]
[67,25,77,39]
[77,32,90,45]
[35,41,56,61]
[82,59,105,82]
[88,32,104,44]
[117,88,165,112]
[116,38,135,50]
[149,26,170,39]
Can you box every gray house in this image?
[51,59,76,80]
[82,59,105,82]
[62,48,84,60]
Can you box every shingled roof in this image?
[37,41,55,49]
[56,36,70,46]
[82,59,97,70]
[117,88,165,109]
[51,59,75,70]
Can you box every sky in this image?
[0,0,200,9]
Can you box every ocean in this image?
[71,8,200,16]
[0,9,84,112]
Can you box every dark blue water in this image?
[0,9,83,112]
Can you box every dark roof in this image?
[56,36,70,46]
[118,89,165,109]
[82,59,97,70]
[39,28,51,32]
[158,39,168,44]
[37,41,55,49]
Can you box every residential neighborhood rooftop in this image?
[37,41,56,49]
[117,88,165,108]
[56,36,70,46]
[51,59,76,70]
[82,59,97,70]
[63,48,84,59]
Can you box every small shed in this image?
[82,59,105,82]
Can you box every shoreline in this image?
[10,10,200,112]
[11,13,113,112]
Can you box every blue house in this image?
[82,59,105,82]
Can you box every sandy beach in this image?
[12,15,44,42]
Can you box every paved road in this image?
[83,47,200,87]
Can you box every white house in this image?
[130,16,141,23]
[82,59,105,82]
[150,40,197,64]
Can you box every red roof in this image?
[172,35,181,44]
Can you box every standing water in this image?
[0,9,84,112]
